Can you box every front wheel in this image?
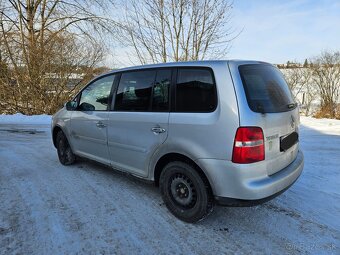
[56,131,76,165]
[159,161,213,223]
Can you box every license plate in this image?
[280,132,298,152]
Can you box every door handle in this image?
[151,126,166,134]
[96,121,107,128]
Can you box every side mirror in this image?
[65,101,78,111]
[79,102,95,111]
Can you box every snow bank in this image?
[300,116,340,135]
[0,113,51,125]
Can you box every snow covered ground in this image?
[0,114,339,254]
[0,113,51,125]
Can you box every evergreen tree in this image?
[303,59,308,67]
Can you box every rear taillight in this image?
[232,127,265,164]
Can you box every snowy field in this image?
[0,114,339,254]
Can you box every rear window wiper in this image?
[287,103,297,109]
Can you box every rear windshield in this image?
[239,64,296,113]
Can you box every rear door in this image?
[70,74,115,165]
[107,69,171,177]
[230,62,299,175]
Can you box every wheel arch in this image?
[52,125,63,148]
[153,153,214,195]
[52,125,72,149]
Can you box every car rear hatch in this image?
[228,61,300,175]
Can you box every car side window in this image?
[152,69,171,112]
[79,75,115,111]
[176,68,217,112]
[114,70,157,111]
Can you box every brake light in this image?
[232,127,265,164]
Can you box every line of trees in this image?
[282,51,340,119]
[1,1,339,119]
[0,0,235,115]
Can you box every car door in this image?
[107,69,171,177]
[70,74,116,165]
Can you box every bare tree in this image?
[283,65,316,116]
[303,79,318,116]
[118,0,236,64]
[0,0,117,114]
[284,66,307,99]
[310,51,340,118]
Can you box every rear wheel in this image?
[159,161,213,223]
[56,131,76,165]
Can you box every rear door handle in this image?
[151,126,166,134]
[96,121,107,128]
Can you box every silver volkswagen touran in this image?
[52,60,304,222]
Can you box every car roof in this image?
[92,60,273,82]
[104,60,270,74]
[107,60,227,73]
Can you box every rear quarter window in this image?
[175,68,217,112]
[239,64,295,113]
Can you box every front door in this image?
[107,69,171,177]
[70,74,116,165]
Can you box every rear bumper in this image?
[214,177,296,206]
[196,150,304,203]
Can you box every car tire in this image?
[159,161,214,223]
[56,131,76,165]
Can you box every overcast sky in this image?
[228,0,340,63]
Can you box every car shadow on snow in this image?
[73,154,304,226]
